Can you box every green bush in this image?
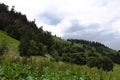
[87,56,114,71]
[87,57,96,68]
[71,52,87,65]
[101,56,114,71]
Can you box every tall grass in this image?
[0,53,120,80]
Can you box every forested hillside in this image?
[0,3,120,73]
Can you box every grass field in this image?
[0,53,120,80]
[0,30,19,53]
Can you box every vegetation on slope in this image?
[0,30,19,53]
[0,54,120,80]
[0,2,120,79]
[0,2,119,71]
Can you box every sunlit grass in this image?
[0,54,120,80]
[0,30,19,53]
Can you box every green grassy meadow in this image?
[0,54,120,80]
[0,30,19,53]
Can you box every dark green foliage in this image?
[62,53,71,62]
[0,19,5,30]
[101,56,114,71]
[0,3,28,31]
[28,40,39,55]
[6,25,21,40]
[118,50,120,52]
[87,57,96,68]
[19,28,44,57]
[70,44,83,53]
[19,37,29,57]
[108,53,120,64]
[42,31,54,54]
[0,3,8,12]
[87,56,114,71]
[71,52,87,65]
[88,52,99,57]
[67,39,106,48]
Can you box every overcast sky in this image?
[1,0,120,50]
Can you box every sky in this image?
[1,0,120,50]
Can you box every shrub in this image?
[87,56,114,71]
[87,57,96,68]
[101,56,114,71]
[71,52,87,65]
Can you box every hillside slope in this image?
[0,30,19,53]
[0,3,120,70]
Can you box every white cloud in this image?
[111,19,120,33]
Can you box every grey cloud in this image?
[104,36,120,50]
[65,20,99,34]
[63,23,100,40]
[65,20,85,33]
[63,21,120,50]
[39,11,63,25]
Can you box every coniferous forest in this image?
[0,3,120,79]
